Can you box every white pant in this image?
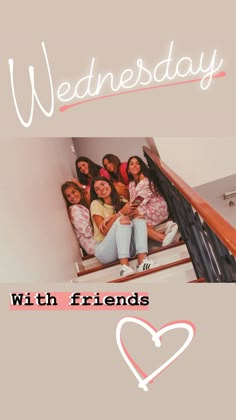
[95,217,148,264]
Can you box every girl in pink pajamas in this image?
[127,156,179,247]
[61,181,95,255]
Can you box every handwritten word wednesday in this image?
[8,41,225,127]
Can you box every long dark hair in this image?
[102,154,122,182]
[127,156,158,194]
[90,176,123,212]
[61,181,88,209]
[76,156,102,186]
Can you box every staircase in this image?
[72,146,236,284]
[72,242,198,284]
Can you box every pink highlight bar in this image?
[59,71,226,112]
[9,291,149,311]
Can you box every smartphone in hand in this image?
[132,196,144,207]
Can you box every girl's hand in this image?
[70,178,85,189]
[70,177,78,183]
[99,216,113,234]
[128,208,140,218]
[114,181,125,188]
[119,202,137,216]
[93,214,118,237]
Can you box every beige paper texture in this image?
[1,1,236,418]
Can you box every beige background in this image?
[1,38,235,136]
[2,284,236,419]
[1,1,236,418]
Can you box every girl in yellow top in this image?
[90,176,156,278]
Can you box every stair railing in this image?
[143,146,236,282]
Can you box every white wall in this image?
[195,174,236,227]
[73,137,156,164]
[154,138,236,187]
[0,138,82,283]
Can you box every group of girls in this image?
[61,154,179,278]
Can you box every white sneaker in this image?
[165,221,176,234]
[120,265,135,278]
[174,231,182,242]
[137,256,156,272]
[162,222,178,247]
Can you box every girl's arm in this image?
[70,206,93,238]
[83,188,91,206]
[93,214,119,236]
[135,178,153,203]
[92,202,137,236]
[70,177,88,190]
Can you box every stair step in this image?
[108,258,191,283]
[188,277,206,283]
[126,261,195,284]
[73,243,191,283]
[72,259,194,284]
[77,241,186,276]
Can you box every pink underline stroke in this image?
[59,71,226,112]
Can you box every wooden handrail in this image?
[143,146,236,256]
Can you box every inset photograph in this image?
[1,137,236,283]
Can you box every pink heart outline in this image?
[116,316,196,392]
